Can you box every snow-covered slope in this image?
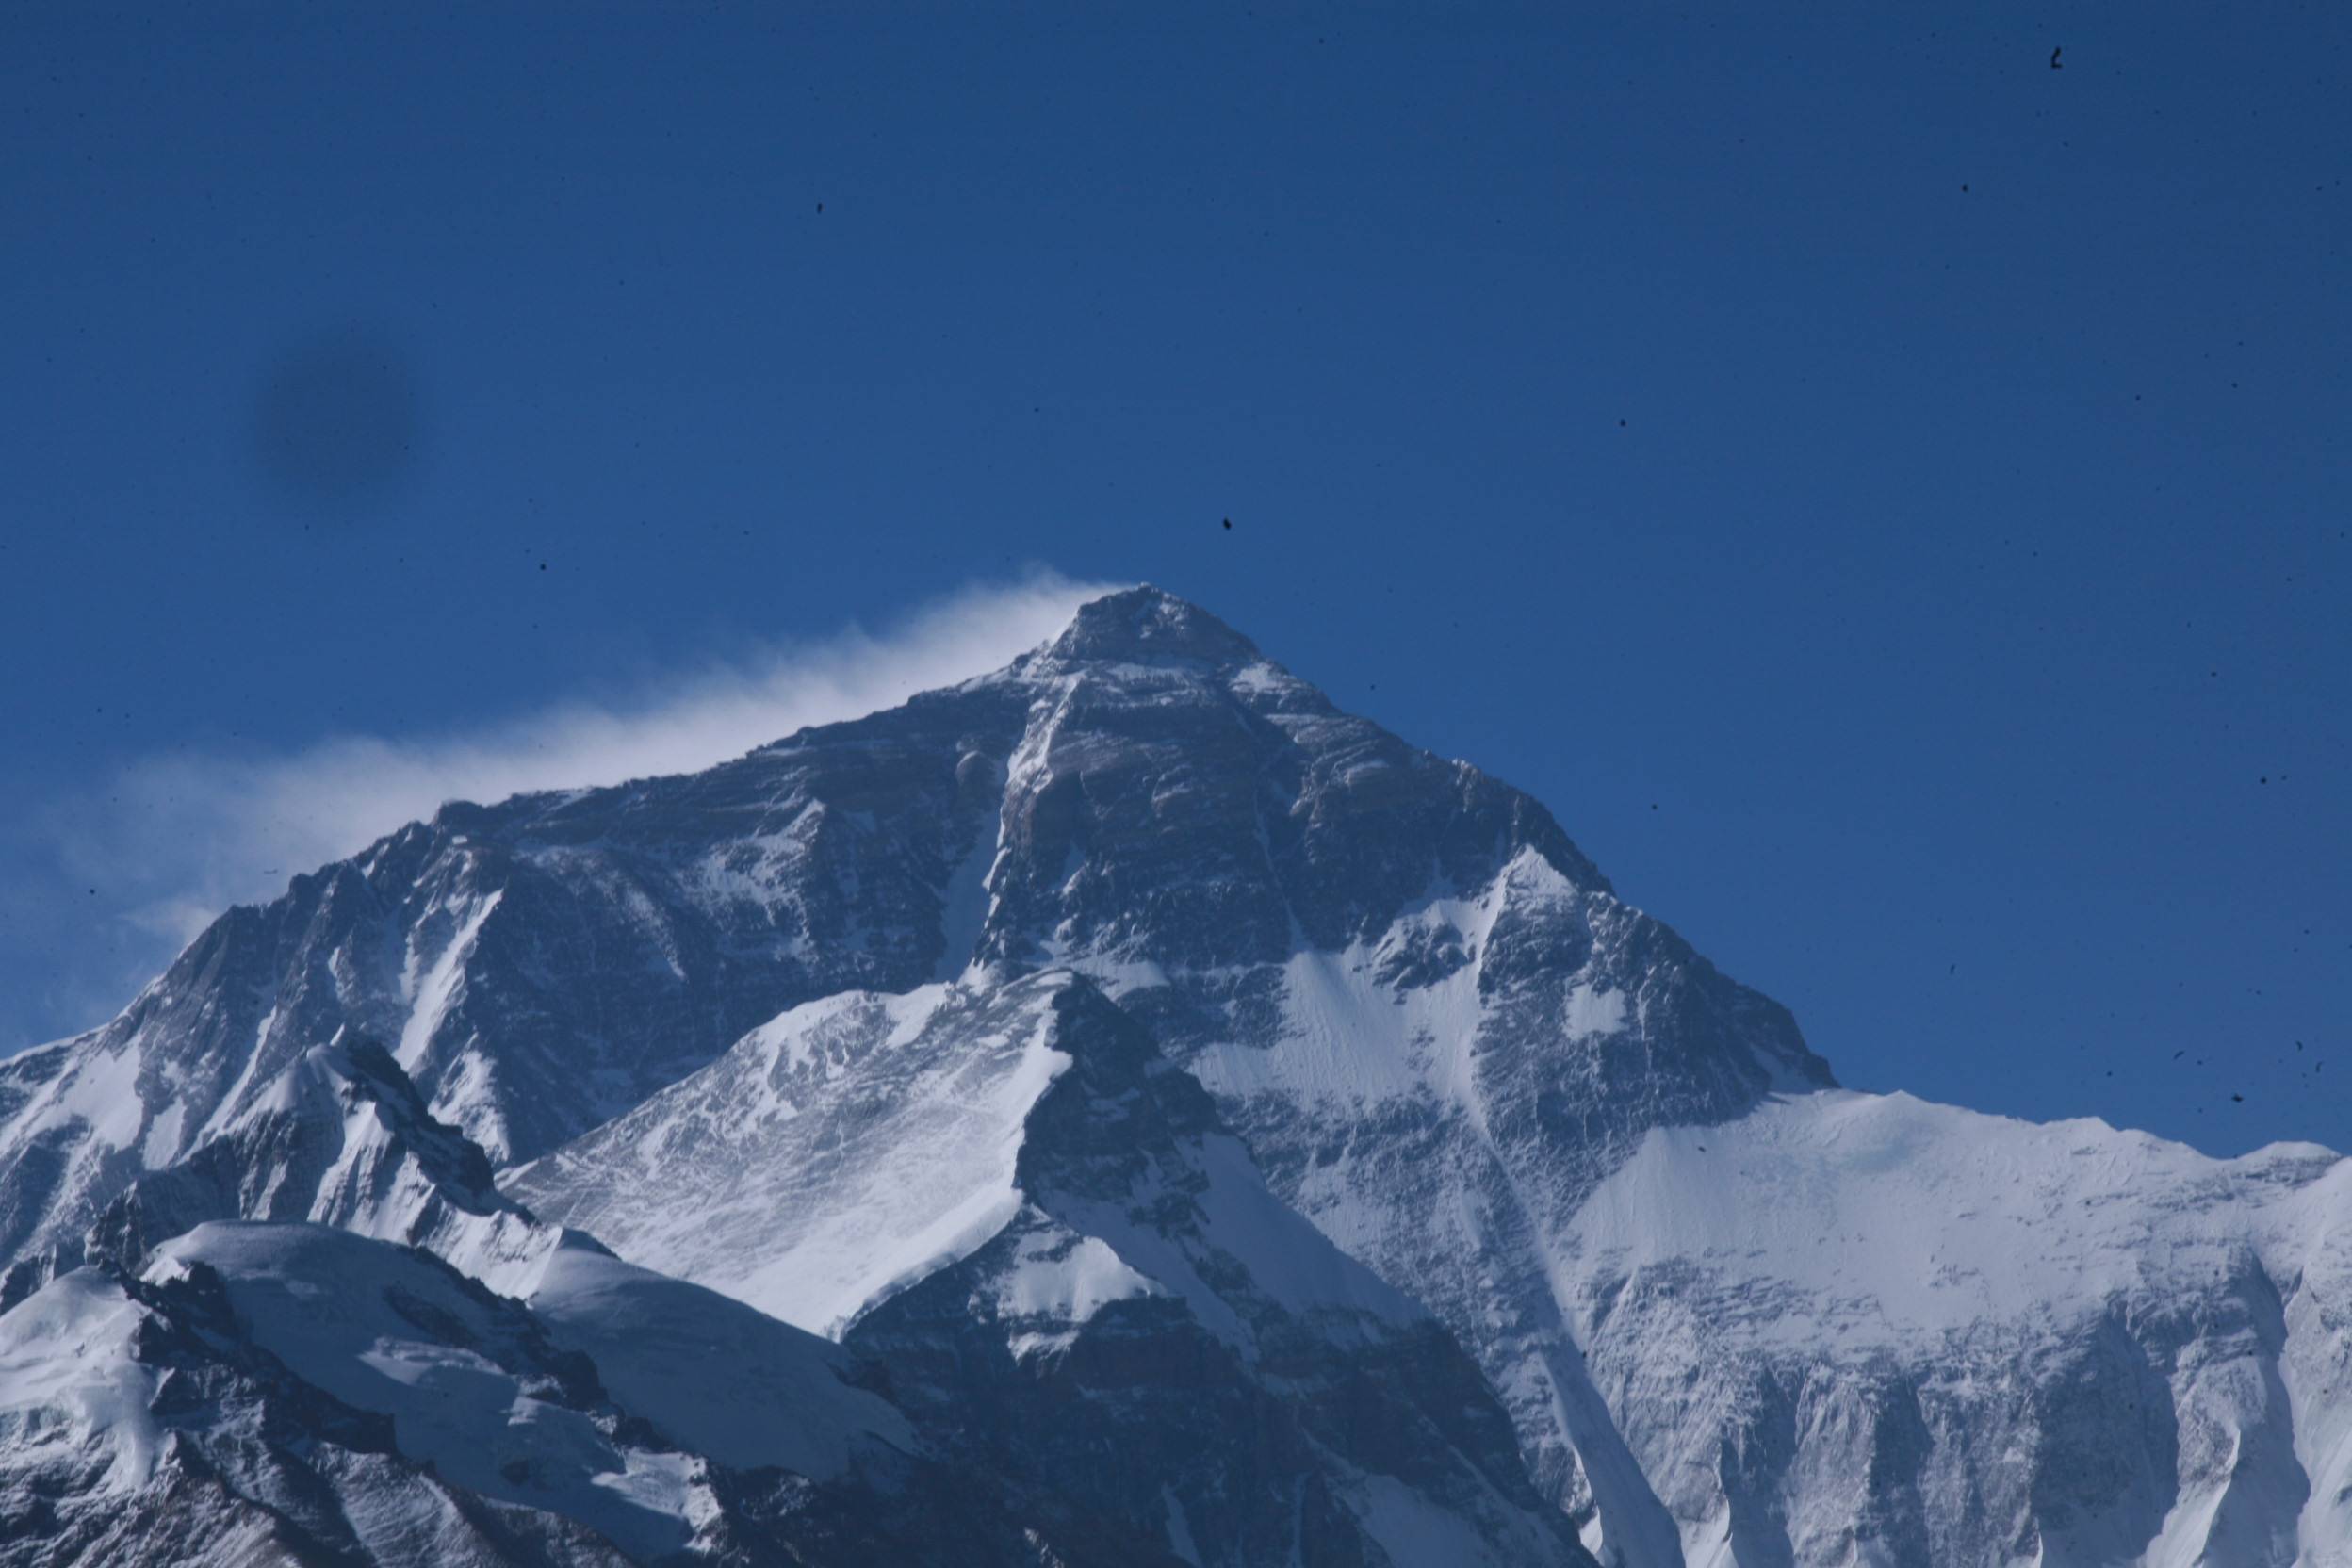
[141,1223,729,1563]
[1,1220,1253,1566]
[0,687,1023,1270]
[513,979,1071,1336]
[5,584,2344,1566]
[70,1036,564,1298]
[522,1244,915,1481]
[1560,1090,2352,1567]
[519,972,1595,1567]
[0,1222,915,1565]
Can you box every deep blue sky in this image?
[3,3,2344,1157]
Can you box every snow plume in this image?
[31,570,1118,1021]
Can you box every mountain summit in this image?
[1,588,2343,1567]
[1029,583,1267,668]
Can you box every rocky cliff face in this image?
[0,587,2339,1565]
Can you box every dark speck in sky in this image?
[251,329,421,515]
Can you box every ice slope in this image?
[1559,1090,2352,1568]
[0,1269,163,1499]
[517,972,1596,1567]
[521,1239,915,1478]
[511,980,1067,1335]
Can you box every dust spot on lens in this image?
[252,330,423,515]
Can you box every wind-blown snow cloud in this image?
[50,571,1119,961]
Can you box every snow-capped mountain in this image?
[0,585,2341,1565]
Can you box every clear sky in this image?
[2,3,2344,1157]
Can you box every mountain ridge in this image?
[1,584,2340,1566]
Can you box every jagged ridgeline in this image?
[2,588,2344,1567]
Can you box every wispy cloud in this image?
[37,571,1118,992]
